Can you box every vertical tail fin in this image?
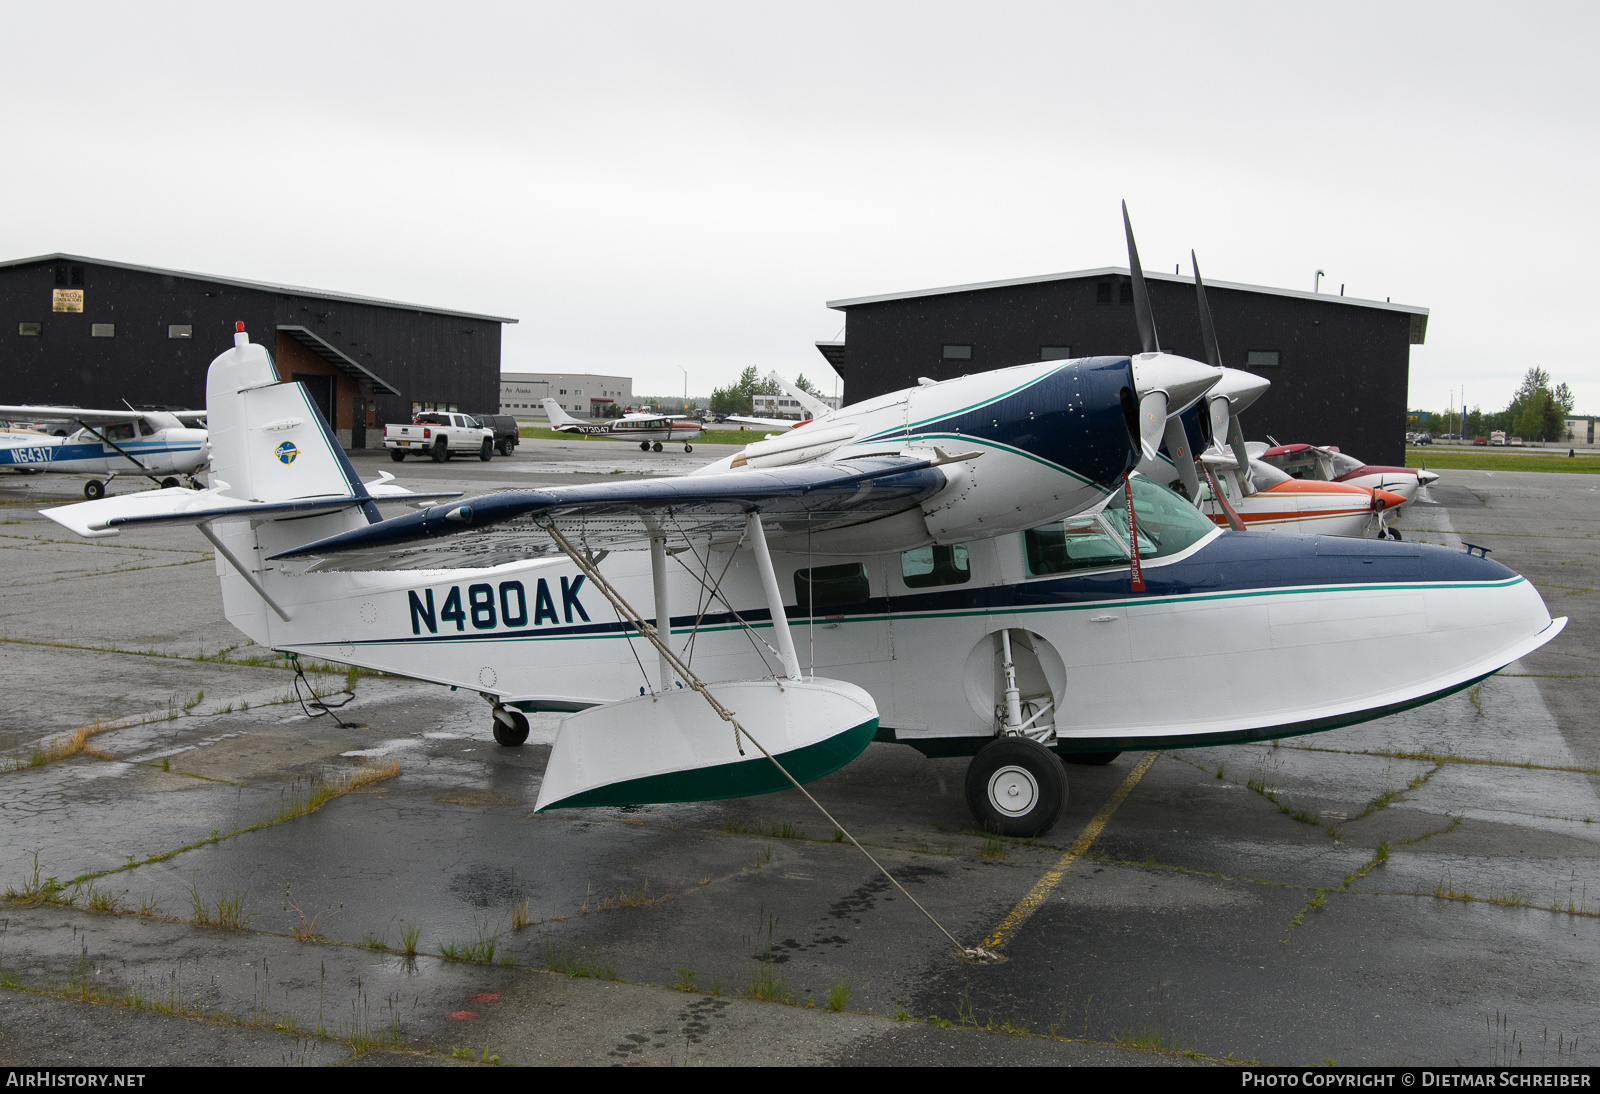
[206,325,376,519]
[542,398,584,429]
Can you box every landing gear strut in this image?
[492,705,530,747]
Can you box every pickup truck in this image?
[385,412,494,462]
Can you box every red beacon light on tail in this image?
[233,320,249,349]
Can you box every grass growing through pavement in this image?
[269,760,400,824]
[0,718,119,772]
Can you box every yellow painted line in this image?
[982,751,1160,952]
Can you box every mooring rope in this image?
[535,515,991,962]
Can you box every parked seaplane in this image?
[39,209,1564,838]
[0,404,208,498]
[541,399,703,452]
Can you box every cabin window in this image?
[1245,350,1280,367]
[1024,515,1127,576]
[1101,476,1216,559]
[942,344,972,360]
[794,563,870,610]
[138,419,156,436]
[95,422,137,442]
[1039,345,1073,360]
[901,544,971,588]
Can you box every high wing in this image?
[271,455,950,571]
[725,415,803,430]
[0,404,167,424]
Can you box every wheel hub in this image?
[987,765,1039,816]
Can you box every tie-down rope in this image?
[535,515,992,963]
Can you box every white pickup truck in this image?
[385,412,494,462]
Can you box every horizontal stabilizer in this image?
[40,481,461,537]
[535,677,878,811]
[271,455,948,571]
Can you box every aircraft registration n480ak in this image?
[40,215,1565,837]
[0,404,208,498]
[541,399,703,452]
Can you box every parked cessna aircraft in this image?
[0,404,208,498]
[1253,442,1440,505]
[40,211,1564,838]
[541,399,703,452]
[724,373,833,431]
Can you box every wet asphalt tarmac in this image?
[0,441,1595,1067]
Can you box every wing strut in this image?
[746,511,802,680]
[533,514,993,963]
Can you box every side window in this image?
[138,419,155,436]
[794,563,870,609]
[101,422,138,443]
[901,544,971,588]
[1023,515,1127,576]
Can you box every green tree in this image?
[794,374,819,395]
[1555,382,1575,414]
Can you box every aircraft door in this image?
[789,559,893,670]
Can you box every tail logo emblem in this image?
[275,441,299,465]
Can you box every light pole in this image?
[1314,270,1326,293]
[677,365,688,410]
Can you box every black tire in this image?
[652,441,663,452]
[684,444,693,453]
[498,439,512,456]
[160,477,180,490]
[390,448,406,462]
[84,480,105,501]
[480,438,493,461]
[640,441,650,451]
[493,709,530,747]
[964,736,1067,837]
[1062,751,1121,766]
[1388,528,1403,541]
[431,439,448,463]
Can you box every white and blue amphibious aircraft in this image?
[39,212,1564,836]
[0,404,208,498]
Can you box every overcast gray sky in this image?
[3,1,1594,416]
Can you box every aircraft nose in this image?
[1219,367,1271,412]
[1417,469,1441,486]
[1374,488,1407,510]
[1130,352,1222,414]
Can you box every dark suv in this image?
[472,415,520,456]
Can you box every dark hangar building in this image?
[816,268,1427,467]
[0,255,516,448]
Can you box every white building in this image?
[501,372,633,418]
[752,393,840,419]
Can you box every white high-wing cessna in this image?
[724,373,834,431]
[0,404,208,498]
[40,215,1565,837]
[541,399,703,452]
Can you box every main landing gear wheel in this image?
[492,707,530,747]
[160,477,180,490]
[1062,751,1121,766]
[431,439,449,463]
[652,441,663,452]
[480,438,493,461]
[390,448,406,462]
[640,441,651,451]
[1386,528,1403,541]
[965,736,1066,837]
[84,480,106,500]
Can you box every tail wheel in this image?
[431,439,449,463]
[493,708,530,747]
[389,449,407,462]
[84,480,106,500]
[964,736,1066,837]
[480,438,493,461]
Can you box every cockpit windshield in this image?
[1100,475,1217,559]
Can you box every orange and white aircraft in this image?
[1251,442,1439,507]
[1194,454,1406,539]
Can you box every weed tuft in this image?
[826,978,851,1012]
[981,834,1007,860]
[283,884,340,941]
[675,968,697,992]
[399,926,420,957]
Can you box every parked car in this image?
[385,412,493,462]
[1472,437,1489,446]
[471,414,521,456]
[1414,432,1432,445]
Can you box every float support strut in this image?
[746,510,802,680]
